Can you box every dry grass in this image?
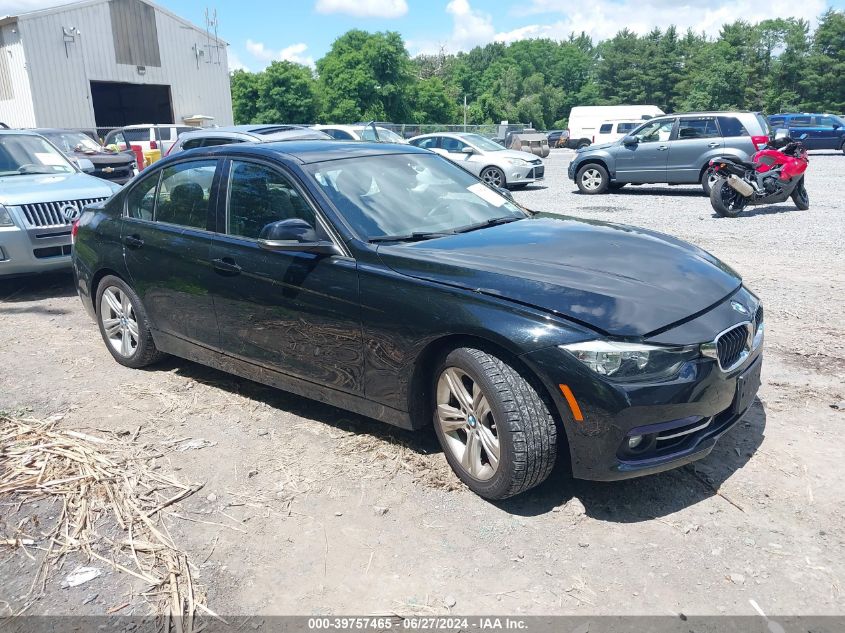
[0,414,220,629]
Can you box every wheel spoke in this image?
[121,291,131,315]
[102,318,122,338]
[443,368,473,413]
[437,403,465,433]
[121,327,132,356]
[462,429,482,476]
[477,425,500,470]
[126,318,139,339]
[102,289,122,316]
[474,394,491,423]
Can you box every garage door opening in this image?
[91,81,173,128]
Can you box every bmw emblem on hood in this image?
[731,300,749,316]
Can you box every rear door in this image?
[614,118,675,183]
[208,158,363,393]
[667,116,722,183]
[121,158,222,348]
[786,115,815,148]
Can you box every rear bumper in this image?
[0,225,72,277]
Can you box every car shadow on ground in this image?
[158,357,765,523]
[711,204,799,218]
[0,271,77,303]
[570,187,705,198]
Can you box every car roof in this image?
[178,127,331,142]
[176,140,429,165]
[0,129,46,137]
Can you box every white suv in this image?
[103,124,196,155]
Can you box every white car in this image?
[312,124,407,144]
[103,124,197,155]
[592,120,644,145]
[408,132,544,189]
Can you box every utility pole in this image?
[463,95,467,132]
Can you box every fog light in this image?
[627,435,643,449]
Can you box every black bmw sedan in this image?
[72,141,763,500]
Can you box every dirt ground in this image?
[1,151,843,619]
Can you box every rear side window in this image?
[126,172,160,220]
[599,124,612,133]
[617,122,638,133]
[324,129,354,140]
[678,118,719,139]
[414,137,439,149]
[181,138,204,150]
[790,116,812,127]
[768,117,785,128]
[124,128,151,142]
[203,137,244,148]
[716,116,749,137]
[155,160,217,230]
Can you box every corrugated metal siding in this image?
[0,23,37,127]
[110,0,161,67]
[18,0,232,128]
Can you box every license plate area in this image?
[732,357,762,415]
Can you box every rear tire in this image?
[791,178,810,210]
[840,139,845,155]
[710,177,748,217]
[96,275,165,368]
[432,348,557,500]
[701,168,719,196]
[576,164,609,194]
[577,140,590,149]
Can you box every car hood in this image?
[496,149,541,162]
[580,142,617,152]
[377,215,741,337]
[0,172,120,205]
[71,149,134,166]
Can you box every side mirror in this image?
[832,123,841,130]
[257,218,341,256]
[461,146,475,154]
[622,135,638,145]
[76,158,95,173]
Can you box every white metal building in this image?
[0,0,233,130]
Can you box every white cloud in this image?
[246,39,315,68]
[314,0,408,18]
[408,0,496,55]
[227,49,249,72]
[0,0,76,15]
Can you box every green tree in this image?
[255,61,320,124]
[409,77,459,123]
[230,70,260,124]
[801,9,845,112]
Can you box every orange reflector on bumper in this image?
[558,384,584,422]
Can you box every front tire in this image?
[480,166,506,189]
[791,178,809,210]
[576,164,609,194]
[96,275,164,368]
[432,348,557,500]
[710,177,748,217]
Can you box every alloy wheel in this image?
[581,168,603,191]
[100,286,139,358]
[481,168,504,188]
[436,367,500,481]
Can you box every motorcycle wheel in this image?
[791,179,810,210]
[710,177,749,217]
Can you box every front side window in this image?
[716,116,749,137]
[816,116,839,128]
[0,134,76,175]
[227,161,316,240]
[634,119,674,143]
[677,118,719,139]
[324,129,354,140]
[154,160,217,229]
[413,137,439,150]
[181,138,204,151]
[309,153,527,240]
[203,137,243,148]
[126,173,160,220]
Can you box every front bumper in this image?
[0,224,72,277]
[508,163,545,185]
[522,345,763,481]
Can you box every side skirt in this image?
[153,331,415,430]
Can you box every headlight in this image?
[506,158,530,167]
[0,204,14,227]
[560,340,699,381]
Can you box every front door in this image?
[667,117,723,183]
[209,159,363,394]
[614,118,675,183]
[121,158,222,348]
[812,115,841,150]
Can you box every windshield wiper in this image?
[452,215,521,234]
[369,231,455,243]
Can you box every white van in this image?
[566,106,664,148]
[592,119,644,145]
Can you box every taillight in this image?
[71,219,80,244]
[751,135,768,151]
[150,139,158,150]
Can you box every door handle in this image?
[657,145,669,151]
[211,257,242,276]
[123,234,144,249]
[708,142,721,148]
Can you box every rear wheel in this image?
[96,275,164,368]
[710,177,748,217]
[576,164,609,194]
[701,168,719,196]
[433,348,557,500]
[840,139,845,155]
[577,140,590,149]
[791,178,810,210]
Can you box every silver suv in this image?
[167,125,331,155]
[0,130,121,277]
[568,112,770,195]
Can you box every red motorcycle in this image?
[708,130,809,217]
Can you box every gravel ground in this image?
[1,149,843,619]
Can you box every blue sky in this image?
[3,0,844,71]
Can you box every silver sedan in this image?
[408,132,545,189]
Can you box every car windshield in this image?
[43,131,104,154]
[0,134,76,176]
[459,134,505,151]
[308,153,527,240]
